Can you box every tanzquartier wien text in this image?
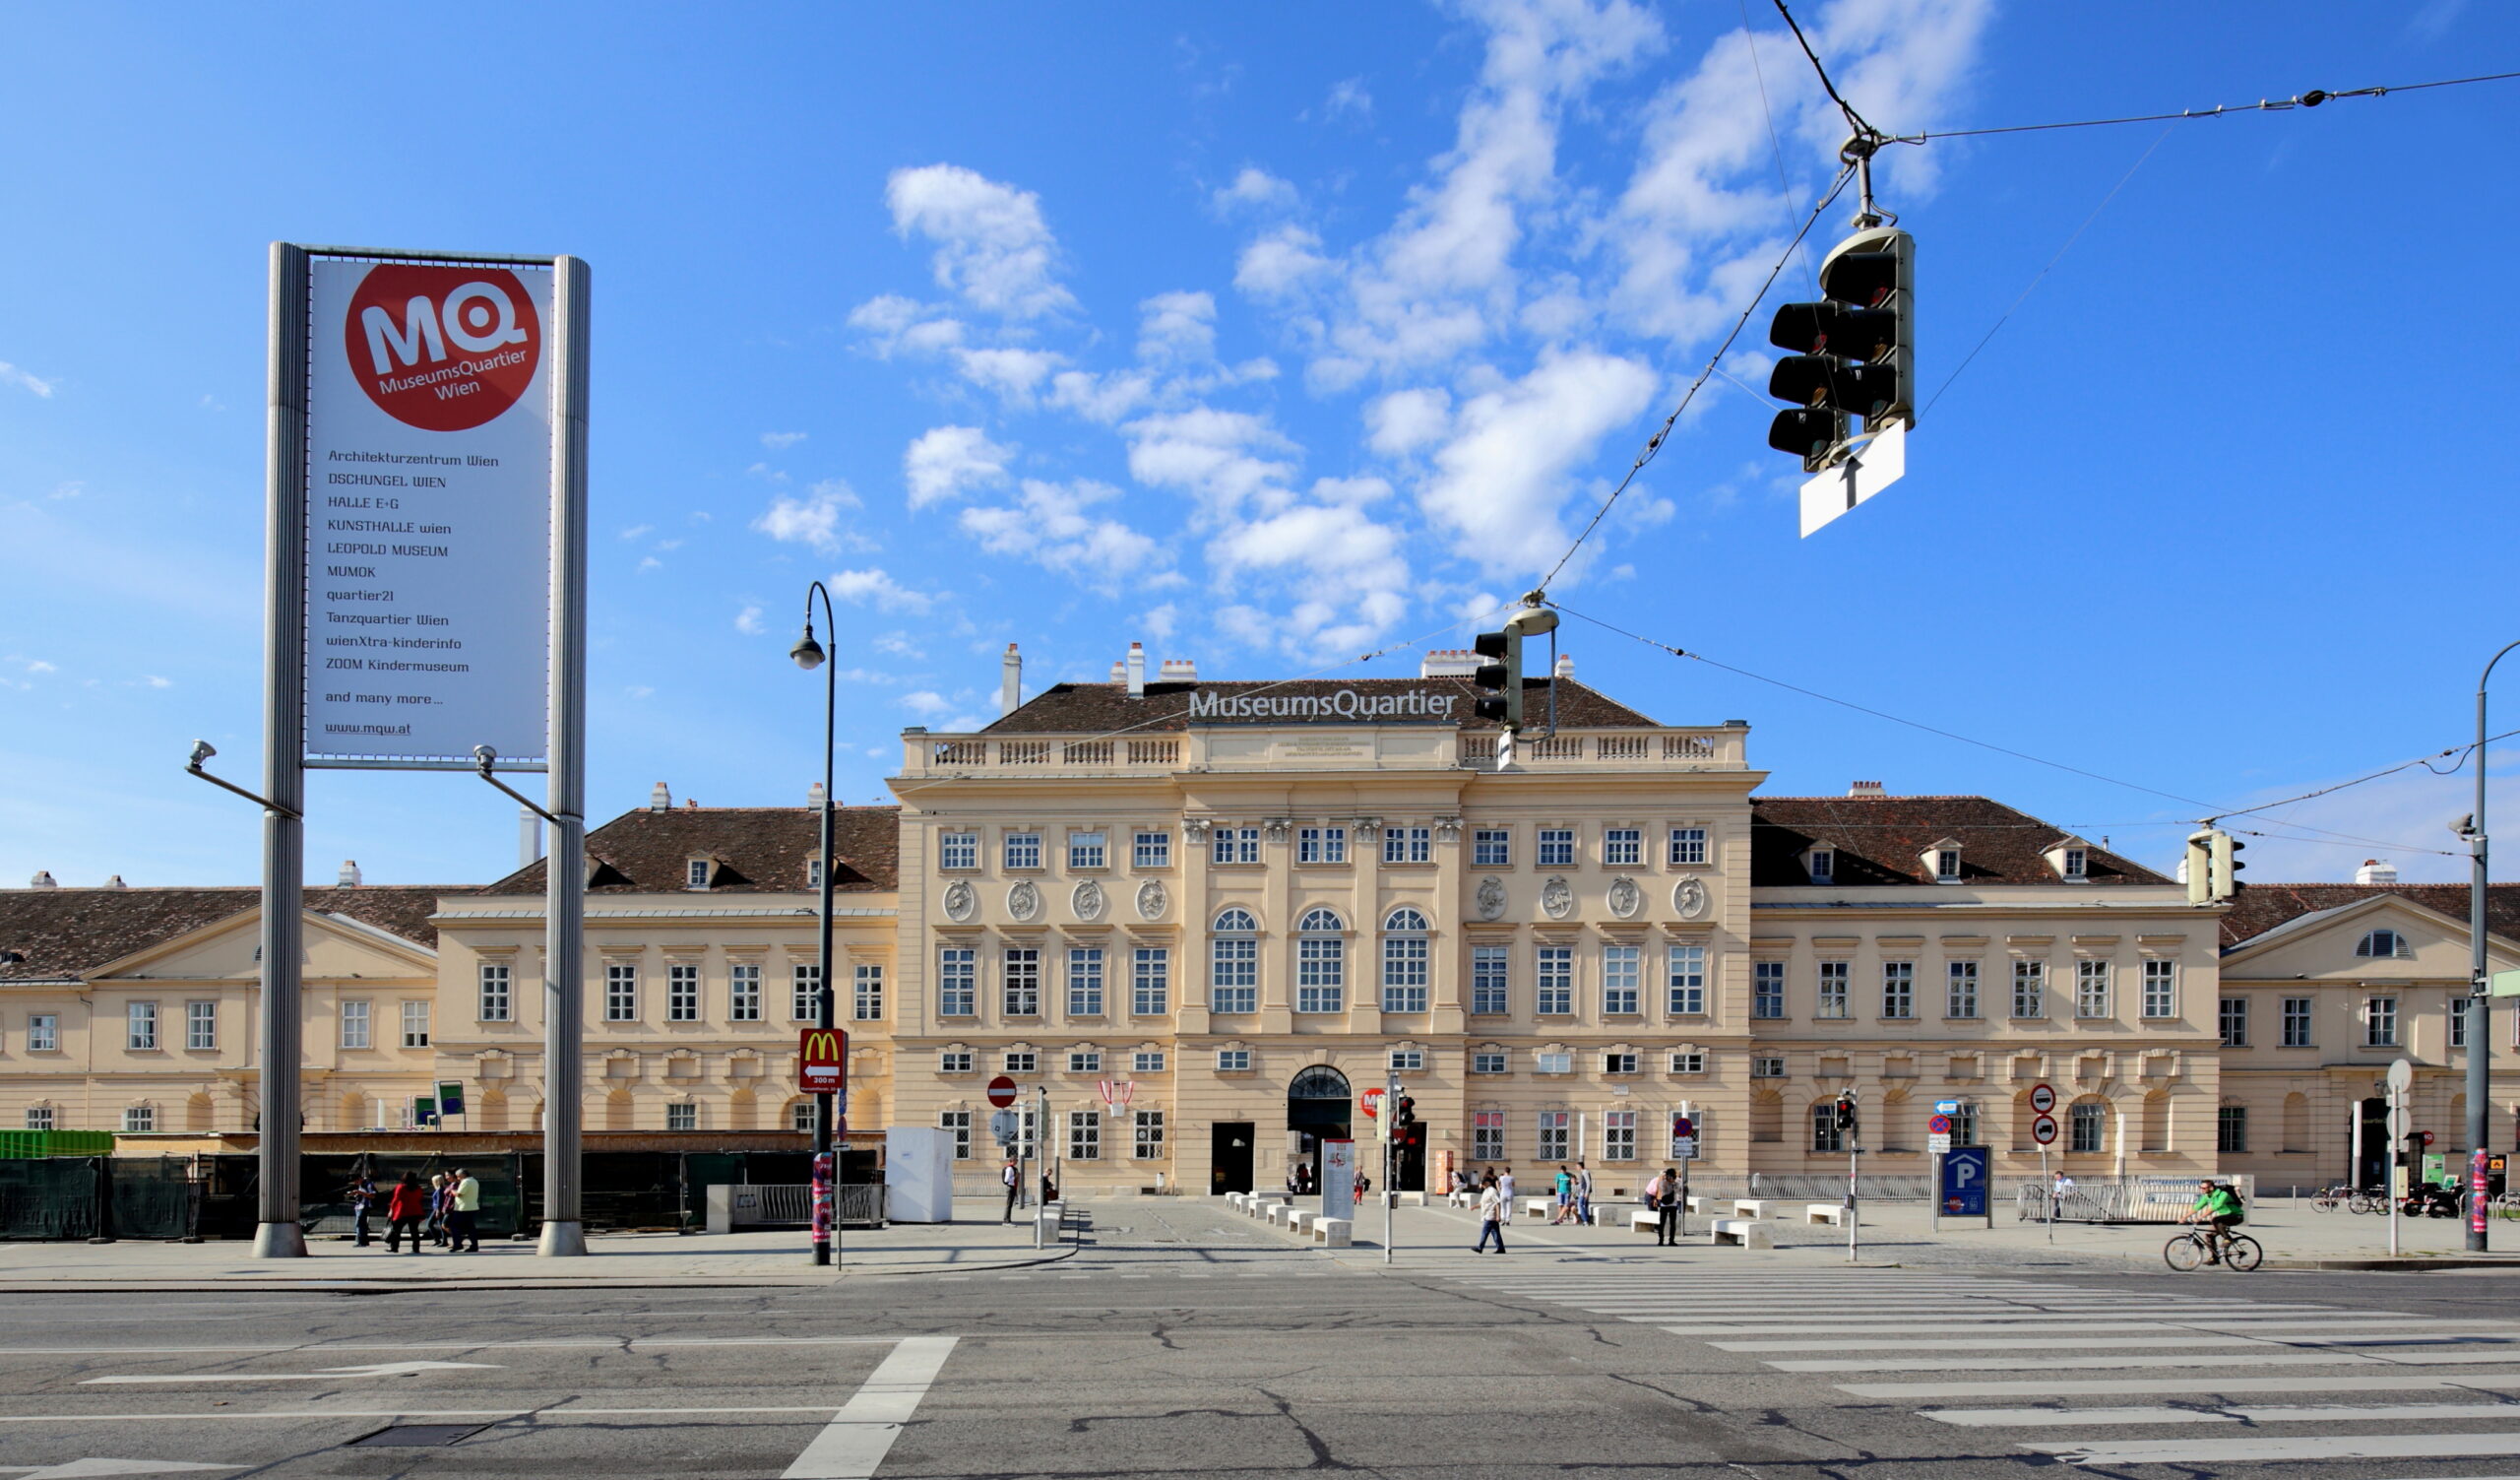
[1187,688,1460,721]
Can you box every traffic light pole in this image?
[1383,1072,1399,1265]
[2466,642,2517,1253]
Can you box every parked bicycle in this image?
[2309,1184,2353,1212]
[2347,1190,2384,1214]
[2165,1226,2262,1271]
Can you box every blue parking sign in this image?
[1940,1146,1989,1218]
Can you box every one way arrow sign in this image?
[83,1360,500,1385]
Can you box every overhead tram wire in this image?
[1888,68,2520,144]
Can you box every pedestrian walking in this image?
[425,1173,451,1248]
[1474,1179,1507,1254]
[1497,1166,1515,1221]
[1574,1162,1594,1226]
[1551,1166,1574,1224]
[1652,1167,1681,1246]
[384,1172,426,1254]
[447,1167,481,1253]
[347,1171,378,1247]
[1001,1154,1022,1223]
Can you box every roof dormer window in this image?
[808,857,824,890]
[1922,838,1965,883]
[2356,929,2411,959]
[2043,837,2093,882]
[685,858,713,890]
[1806,847,1835,884]
[2062,848,2087,880]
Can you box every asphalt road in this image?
[5,1198,2519,1479]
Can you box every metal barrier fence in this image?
[2014,1174,2255,1223]
[0,1157,198,1241]
[724,1184,886,1228]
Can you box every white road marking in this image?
[1773,1351,2378,1373]
[2027,1431,2520,1466]
[1839,1374,2520,1400]
[84,1361,500,1385]
[783,1335,958,1480]
[1926,1401,2520,1428]
[0,1461,241,1478]
[1657,1318,2413,1335]
[0,1338,911,1358]
[1719,1334,2295,1353]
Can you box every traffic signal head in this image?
[1394,1095,1418,1128]
[1471,627,1522,729]
[2185,830,2216,906]
[1833,1093,1858,1132]
[2209,830,2246,900]
[1765,226,1913,473]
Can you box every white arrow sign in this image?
[83,1360,499,1386]
[0,1463,241,1478]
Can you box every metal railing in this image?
[910,728,1739,776]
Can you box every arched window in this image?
[1809,1101,1844,1152]
[2068,1099,2107,1154]
[1210,909,1258,1014]
[2356,929,2410,959]
[1382,908,1430,1013]
[1296,908,1344,1013]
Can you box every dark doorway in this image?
[2356,1097,2389,1190]
[1210,1122,1255,1195]
[1287,1065,1353,1190]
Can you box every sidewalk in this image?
[0,1197,1078,1291]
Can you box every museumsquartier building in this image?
[4,651,2514,1197]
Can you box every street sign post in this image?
[798,1028,848,1094]
[2389,1057,2414,1257]
[1940,1146,1992,1227]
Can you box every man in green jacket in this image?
[2184,1180,2244,1263]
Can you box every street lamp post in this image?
[2463,641,2520,1254]
[791,584,841,1268]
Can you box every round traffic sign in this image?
[2032,1114,2059,1146]
[1927,1114,1953,1135]
[1359,1086,1386,1119]
[1671,1115,1695,1138]
[2028,1083,2056,1116]
[985,1075,1018,1109]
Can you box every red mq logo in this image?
[345,264,540,432]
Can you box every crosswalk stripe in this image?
[1774,1351,2385,1373]
[1926,1401,2520,1428]
[1656,1318,2429,1335]
[1839,1374,2520,1400]
[2024,1431,2520,1465]
[1724,1332,2520,1353]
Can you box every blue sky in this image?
[4,0,2517,891]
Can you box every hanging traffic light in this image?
[1471,627,1520,729]
[2185,830,2217,906]
[2210,830,2247,900]
[1767,226,1913,472]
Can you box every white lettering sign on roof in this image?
[1187,688,1460,723]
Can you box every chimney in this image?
[520,805,544,868]
[1108,659,1125,682]
[2175,853,2189,884]
[1127,641,1146,697]
[650,782,672,811]
[1159,658,1197,682]
[337,860,362,887]
[1001,642,1022,716]
[1553,651,1574,679]
[1849,780,1885,798]
[28,870,55,889]
[807,780,827,809]
[684,798,699,809]
[2356,859,2400,886]
[101,874,128,889]
[1419,648,1480,678]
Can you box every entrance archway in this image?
[1288,1065,1353,1193]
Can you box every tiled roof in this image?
[1749,795,2170,887]
[980,676,1657,735]
[480,805,900,896]
[0,885,448,984]
[2218,882,2520,951]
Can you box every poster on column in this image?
[1320,1139,1356,1224]
[302,255,556,766]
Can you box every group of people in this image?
[345,1168,483,1254]
[1456,1166,1516,1253]
[1285,1162,1370,1200]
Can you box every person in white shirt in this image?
[1474,1180,1507,1254]
[1497,1166,1516,1221]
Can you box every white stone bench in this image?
[1313,1216,1354,1248]
[1226,1191,1246,1209]
[1805,1203,1847,1226]
[1289,1210,1316,1235]
[1523,1197,1552,1219]
[1732,1198,1774,1220]
[1629,1209,1661,1233]
[1268,1202,1294,1226]
[1710,1218,1773,1249]
[1684,1194,1709,1214]
[1249,1196,1282,1219]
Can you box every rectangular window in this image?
[126,1000,158,1051]
[1536,1111,1571,1161]
[1935,849,1962,882]
[668,964,700,1022]
[939,831,978,870]
[1604,828,1642,867]
[2452,999,2471,1050]
[1808,849,1834,883]
[940,1109,972,1160]
[1536,946,1573,1014]
[938,1050,975,1073]
[1004,948,1041,1016]
[1601,944,1641,1014]
[606,965,639,1022]
[1297,826,1347,865]
[2070,1103,2105,1153]
[853,963,884,1021]
[1669,1050,1706,1074]
[1472,1052,1507,1074]
[1295,933,1344,1013]
[1003,1050,1038,1074]
[1133,831,1171,869]
[2282,996,2314,1047]
[341,1000,370,1050]
[123,1105,155,1133]
[1666,942,1705,1015]
[1604,1109,1638,1161]
[185,1000,217,1051]
[809,858,824,890]
[1133,1109,1165,1160]
[1132,1050,1166,1073]
[1003,832,1041,869]
[26,1106,54,1130]
[1752,1056,1786,1077]
[792,1100,817,1133]
[2075,960,2111,1018]
[937,949,976,1017]
[791,964,820,1021]
[1535,1051,1573,1074]
[2141,959,2177,1019]
[1471,946,1509,1014]
[1384,826,1432,864]
[2063,847,2088,879]
[666,1102,698,1131]
[1817,960,1851,1019]
[2011,960,2046,1019]
[1946,961,1980,1019]
[2218,1105,2248,1154]
[1473,1111,1505,1160]
[686,859,711,890]
[1216,1049,1251,1071]
[1067,947,1105,1016]
[1389,1049,1425,1072]
[401,999,430,1049]
[2220,997,2249,1048]
[29,1014,58,1053]
[1537,828,1575,868]
[2365,995,2399,1048]
[1603,1051,1637,1074]
[1068,1050,1102,1073]
[1880,961,1915,1019]
[1211,826,1261,865]
[1382,931,1429,1013]
[1474,829,1512,867]
[477,963,513,1023]
[1131,947,1169,1016]
[1210,933,1257,1014]
[1753,961,1786,1019]
[1067,831,1107,869]
[1668,826,1708,867]
[1068,1111,1102,1161]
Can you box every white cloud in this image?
[1122,408,1298,518]
[1207,499,1414,655]
[899,689,955,717]
[638,555,662,572]
[1312,475,1392,506]
[735,605,766,634]
[617,524,654,541]
[1141,602,1180,644]
[760,431,808,450]
[1419,350,1659,568]
[904,425,1015,509]
[1047,368,1156,424]
[1138,290,1218,362]
[1215,167,1297,212]
[953,347,1065,403]
[846,296,970,359]
[1325,76,1374,121]
[829,567,938,613]
[958,479,1172,592]
[46,481,83,501]
[145,675,172,688]
[873,630,926,659]
[1234,225,1334,298]
[0,360,56,398]
[752,480,863,555]
[1364,388,1452,456]
[885,163,1076,318]
[626,685,656,699]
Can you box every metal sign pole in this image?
[1383,1072,1398,1265]
[1847,1129,1858,1263]
[536,256,592,1257]
[2042,1144,2052,1243]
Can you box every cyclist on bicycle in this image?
[2183,1180,2245,1263]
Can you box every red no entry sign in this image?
[986,1075,1019,1109]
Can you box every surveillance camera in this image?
[188,740,216,766]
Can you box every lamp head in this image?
[188,740,216,768]
[472,744,496,767]
[790,626,827,671]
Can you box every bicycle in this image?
[2309,1185,2348,1213]
[2347,1191,2383,1214]
[2165,1226,2262,1271]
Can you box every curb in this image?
[2262,1255,2520,1272]
[0,1242,1086,1293]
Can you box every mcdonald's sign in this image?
[798,1028,848,1093]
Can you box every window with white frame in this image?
[606,965,638,1022]
[1473,1111,1505,1159]
[1752,1056,1786,1077]
[1604,1109,1638,1160]
[1382,909,1430,1012]
[2452,998,2472,1049]
[1068,1110,1102,1160]
[1946,961,1980,1019]
[1950,1102,1980,1147]
[1603,1051,1638,1074]
[808,857,823,890]
[1068,831,1107,869]
[1666,942,1705,1015]
[1003,1050,1038,1073]
[1216,1048,1252,1071]
[1211,826,1261,866]
[122,1105,155,1133]
[2140,959,2177,1019]
[2282,996,2313,1047]
[1880,962,1915,1019]
[340,1000,370,1050]
[2062,847,2088,879]
[1068,1050,1101,1073]
[1536,946,1573,1014]
[1131,947,1168,1016]
[478,963,513,1022]
[1067,947,1104,1016]
[1538,828,1575,868]
[1471,945,1508,1014]
[2220,997,2249,1047]
[938,1050,975,1073]
[1297,826,1347,865]
[1537,1110,1570,1160]
[939,831,978,870]
[940,1109,972,1159]
[1003,948,1041,1016]
[2075,959,2111,1018]
[184,999,216,1051]
[126,1000,158,1051]
[791,963,820,1021]
[2357,929,2411,959]
[1474,828,1512,867]
[1935,849,1962,882]
[791,1100,815,1132]
[666,1102,698,1131]
[936,949,976,1017]
[1816,959,1852,1018]
[1389,1048,1425,1071]
[29,1014,58,1053]
[1604,828,1642,867]
[26,1106,55,1130]
[1003,832,1041,869]
[1669,826,1708,867]
[1473,1051,1507,1074]
[1535,1051,1573,1074]
[1753,961,1786,1019]
[2069,1100,2106,1153]
[1295,908,1345,1013]
[1133,1109,1165,1159]
[1602,944,1641,1014]
[1133,831,1171,869]
[1211,910,1258,1013]
[1807,848,1835,883]
[2011,959,2045,1019]
[668,964,700,1022]
[402,999,431,1048]
[1811,1103,1845,1153]
[1669,1050,1706,1073]
[686,859,711,890]
[1132,1050,1166,1073]
[2365,995,2399,1047]
[1377,825,1426,865]
[852,963,884,1020]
